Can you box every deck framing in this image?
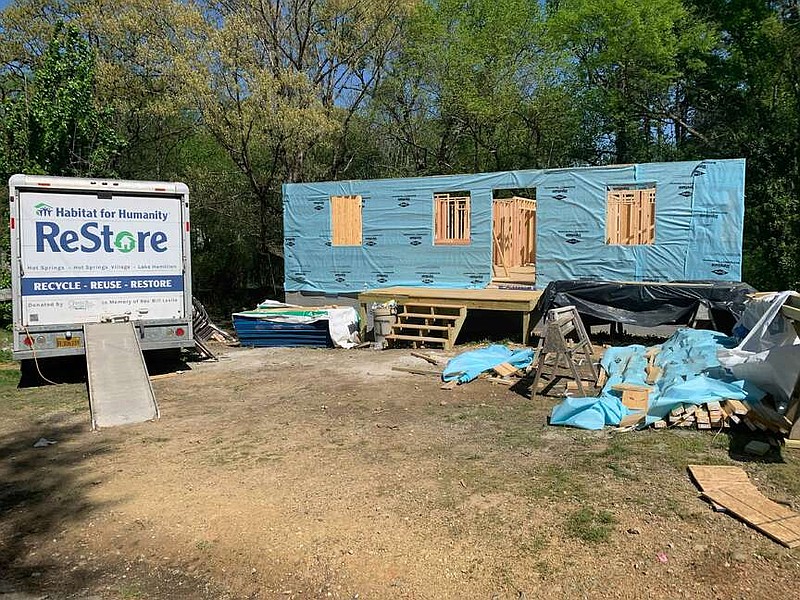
[358,286,543,345]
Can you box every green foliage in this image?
[681,1,800,290]
[551,0,717,163]
[0,0,797,295]
[372,0,583,173]
[0,21,123,178]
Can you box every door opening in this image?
[491,189,536,286]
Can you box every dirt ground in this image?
[2,344,800,599]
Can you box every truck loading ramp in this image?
[84,321,159,429]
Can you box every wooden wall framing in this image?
[331,195,362,246]
[434,192,471,245]
[606,187,655,245]
[492,196,536,270]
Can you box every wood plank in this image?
[645,365,662,385]
[385,334,448,344]
[411,351,445,366]
[392,323,451,332]
[492,362,520,377]
[486,376,514,386]
[399,312,460,320]
[726,399,749,416]
[619,412,645,428]
[391,366,441,376]
[611,383,652,392]
[619,388,649,411]
[596,367,607,388]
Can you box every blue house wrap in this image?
[283,159,745,294]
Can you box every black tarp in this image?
[532,280,756,334]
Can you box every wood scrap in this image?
[149,372,182,381]
[492,362,520,377]
[645,365,663,385]
[486,376,514,386]
[611,383,651,411]
[726,399,749,416]
[392,366,441,376]
[644,347,661,360]
[596,367,607,388]
[619,412,646,428]
[411,351,445,366]
[440,379,459,390]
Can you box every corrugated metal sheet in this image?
[233,315,333,348]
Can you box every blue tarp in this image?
[549,329,766,430]
[283,159,745,293]
[550,396,631,430]
[442,345,535,384]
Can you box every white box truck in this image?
[9,174,194,360]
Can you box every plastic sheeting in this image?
[442,345,535,384]
[283,159,745,293]
[719,291,800,411]
[549,328,765,430]
[533,280,755,333]
[550,396,630,430]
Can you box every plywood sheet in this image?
[331,195,362,246]
[689,464,800,548]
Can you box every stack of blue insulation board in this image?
[232,308,334,348]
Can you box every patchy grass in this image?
[564,507,615,543]
[118,583,145,599]
[0,358,86,417]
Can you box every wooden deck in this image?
[358,286,543,344]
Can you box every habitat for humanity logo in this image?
[114,231,137,253]
[34,203,53,217]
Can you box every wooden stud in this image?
[434,192,470,245]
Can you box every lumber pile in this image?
[654,398,791,434]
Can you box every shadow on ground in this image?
[0,418,116,595]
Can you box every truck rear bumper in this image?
[13,320,194,360]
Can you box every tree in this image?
[684,0,800,290]
[170,0,415,285]
[550,0,716,163]
[371,0,585,175]
[0,20,122,177]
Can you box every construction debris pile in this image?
[550,291,800,434]
[550,328,758,430]
[393,345,533,390]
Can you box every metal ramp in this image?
[84,321,159,429]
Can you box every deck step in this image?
[392,323,450,331]
[401,302,468,310]
[397,312,460,320]
[385,334,448,344]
